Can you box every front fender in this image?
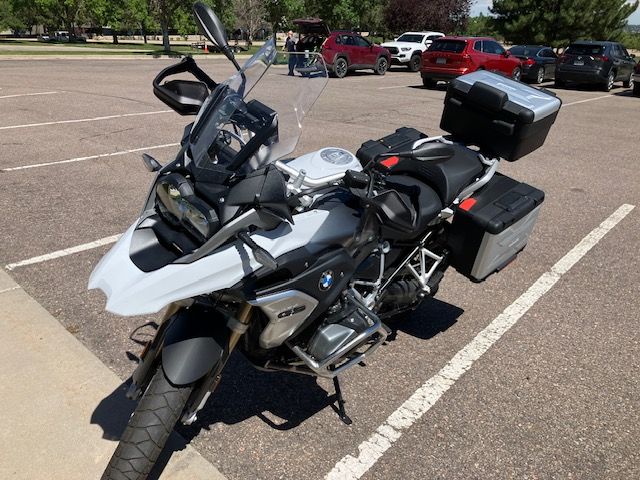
[161,305,229,386]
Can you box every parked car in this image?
[381,31,444,71]
[555,41,635,91]
[633,62,640,96]
[421,36,523,88]
[508,45,558,83]
[293,19,391,78]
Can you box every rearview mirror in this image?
[142,153,162,172]
[193,2,234,62]
[503,50,510,57]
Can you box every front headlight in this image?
[155,173,219,243]
[401,47,411,52]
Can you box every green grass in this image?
[0,49,202,56]
[0,39,262,56]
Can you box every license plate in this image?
[436,58,446,64]
[574,60,584,66]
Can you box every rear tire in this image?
[623,72,633,88]
[334,57,348,78]
[375,56,389,75]
[554,78,565,88]
[422,77,437,89]
[633,82,640,96]
[408,54,422,72]
[602,71,615,91]
[101,368,193,480]
[535,66,545,84]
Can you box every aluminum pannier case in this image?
[447,173,544,282]
[440,70,562,161]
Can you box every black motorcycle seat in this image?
[392,144,484,206]
[384,175,443,235]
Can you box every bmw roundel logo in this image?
[319,270,334,291]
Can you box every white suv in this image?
[381,31,445,71]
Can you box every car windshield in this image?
[565,44,605,56]
[187,38,328,174]
[428,40,465,53]
[509,46,540,57]
[396,34,424,43]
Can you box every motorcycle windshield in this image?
[188,38,328,174]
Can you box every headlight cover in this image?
[155,173,219,242]
[400,47,411,52]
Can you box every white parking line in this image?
[0,91,60,100]
[0,285,20,295]
[326,203,635,480]
[563,94,613,107]
[5,234,121,271]
[0,110,172,131]
[1,143,179,172]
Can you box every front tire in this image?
[102,368,193,480]
[535,66,545,84]
[623,72,633,88]
[375,56,389,75]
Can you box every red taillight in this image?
[594,55,609,63]
[524,58,535,66]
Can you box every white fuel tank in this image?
[283,147,362,180]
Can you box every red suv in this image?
[293,19,391,78]
[421,36,523,88]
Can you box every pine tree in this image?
[491,0,639,48]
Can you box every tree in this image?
[233,0,265,44]
[491,0,639,48]
[147,0,190,50]
[264,0,304,33]
[35,0,87,35]
[465,13,498,37]
[384,0,471,35]
[86,0,155,44]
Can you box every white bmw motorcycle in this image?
[90,4,561,479]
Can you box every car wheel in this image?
[633,82,640,96]
[554,78,565,88]
[603,71,615,91]
[422,77,437,89]
[623,72,633,88]
[535,66,545,84]
[511,67,522,81]
[408,54,422,72]
[375,56,389,75]
[334,58,348,78]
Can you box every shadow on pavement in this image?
[90,296,462,477]
[387,296,464,341]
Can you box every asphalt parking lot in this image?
[1,57,639,480]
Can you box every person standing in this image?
[284,30,296,76]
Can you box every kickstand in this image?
[332,375,353,425]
